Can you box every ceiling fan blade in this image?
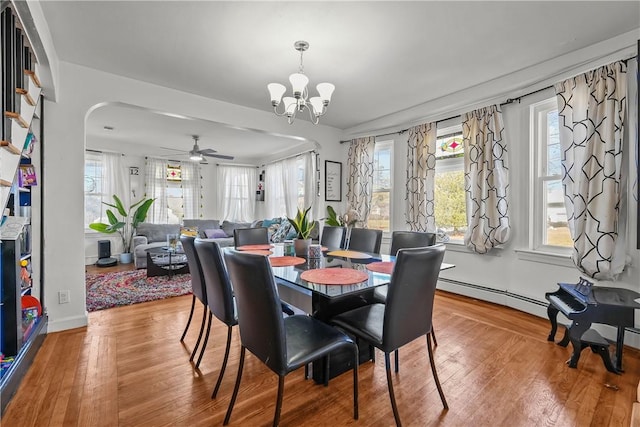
[202,152,235,160]
[198,148,218,155]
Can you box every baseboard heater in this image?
[437,277,640,336]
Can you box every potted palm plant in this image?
[288,206,316,256]
[89,195,155,264]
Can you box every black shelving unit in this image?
[0,4,46,415]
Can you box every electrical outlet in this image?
[58,290,70,304]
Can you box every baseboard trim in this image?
[47,313,88,332]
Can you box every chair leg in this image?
[324,355,330,387]
[180,294,196,342]
[384,352,402,426]
[369,344,376,363]
[223,346,246,426]
[352,345,359,420]
[394,349,399,373]
[304,364,309,380]
[431,326,438,348]
[190,303,208,361]
[273,375,285,427]
[212,325,233,398]
[426,333,448,410]
[196,310,213,369]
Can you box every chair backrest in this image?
[389,231,436,256]
[321,226,345,249]
[223,250,287,375]
[179,235,207,304]
[194,239,237,326]
[347,228,382,253]
[233,227,269,247]
[382,245,445,353]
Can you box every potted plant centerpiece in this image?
[89,195,155,264]
[288,206,316,257]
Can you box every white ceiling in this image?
[40,1,640,160]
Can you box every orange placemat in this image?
[300,268,369,285]
[326,250,372,259]
[366,261,394,275]
[237,244,274,250]
[269,256,306,267]
[241,250,272,256]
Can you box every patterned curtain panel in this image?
[180,161,202,220]
[462,105,511,254]
[555,60,628,279]
[145,157,169,224]
[405,122,437,231]
[346,137,375,224]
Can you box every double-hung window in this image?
[368,140,393,231]
[531,98,571,250]
[165,164,183,224]
[434,126,466,241]
[84,151,106,229]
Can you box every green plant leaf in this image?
[88,223,116,233]
[111,195,127,217]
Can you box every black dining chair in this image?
[179,235,208,365]
[223,250,359,426]
[194,239,238,397]
[233,227,269,247]
[347,227,382,253]
[331,245,448,427]
[320,225,345,249]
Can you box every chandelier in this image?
[267,40,335,125]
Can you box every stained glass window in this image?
[167,165,182,181]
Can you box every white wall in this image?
[44,61,344,332]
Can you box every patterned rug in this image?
[86,269,192,312]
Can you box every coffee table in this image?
[145,247,190,277]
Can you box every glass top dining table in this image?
[231,243,455,300]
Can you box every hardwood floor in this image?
[4,285,639,426]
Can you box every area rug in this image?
[86,269,192,312]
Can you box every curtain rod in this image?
[216,162,259,167]
[86,148,124,156]
[339,54,638,144]
[260,149,316,167]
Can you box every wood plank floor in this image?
[4,273,639,426]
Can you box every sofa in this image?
[132,218,320,269]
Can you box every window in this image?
[368,140,392,231]
[84,151,106,228]
[531,98,571,250]
[434,126,467,241]
[165,164,183,224]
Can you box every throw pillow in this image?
[271,219,293,243]
[205,228,227,239]
[180,227,198,237]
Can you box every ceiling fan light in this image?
[267,83,286,106]
[289,73,309,99]
[190,153,203,161]
[316,82,335,104]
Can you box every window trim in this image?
[529,97,572,255]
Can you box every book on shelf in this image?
[18,164,36,187]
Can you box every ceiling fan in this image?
[162,135,233,164]
[186,135,234,161]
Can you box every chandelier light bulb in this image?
[268,83,286,106]
[267,40,334,125]
[316,83,335,104]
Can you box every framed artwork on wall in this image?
[325,160,342,201]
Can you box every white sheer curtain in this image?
[145,157,168,223]
[265,156,299,218]
[217,165,257,222]
[302,152,317,217]
[102,151,128,208]
[181,161,202,219]
[462,105,511,254]
[405,122,437,232]
[555,60,628,279]
[346,137,375,224]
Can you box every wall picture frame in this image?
[325,160,342,202]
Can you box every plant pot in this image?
[294,238,312,257]
[120,252,133,264]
